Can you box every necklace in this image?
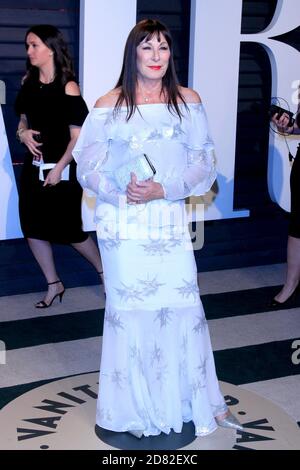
[138,85,163,103]
[140,90,152,103]
[39,75,55,88]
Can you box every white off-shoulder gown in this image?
[73,103,228,437]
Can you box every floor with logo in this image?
[0,263,300,450]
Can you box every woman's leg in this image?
[274,235,300,303]
[28,237,59,282]
[71,235,102,271]
[71,235,105,290]
[27,238,64,305]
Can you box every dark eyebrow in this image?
[142,40,168,46]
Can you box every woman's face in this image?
[26,32,53,69]
[136,33,170,81]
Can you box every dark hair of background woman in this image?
[23,24,76,86]
[115,19,187,121]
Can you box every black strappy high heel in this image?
[35,280,65,308]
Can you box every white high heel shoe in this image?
[215,411,244,432]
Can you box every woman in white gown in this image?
[73,19,243,438]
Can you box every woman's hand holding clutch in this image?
[127,173,164,204]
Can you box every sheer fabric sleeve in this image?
[72,108,122,206]
[162,103,216,201]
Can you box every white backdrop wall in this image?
[0,106,22,239]
[79,0,137,230]
[79,0,137,108]
[241,0,300,212]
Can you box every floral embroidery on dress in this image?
[191,378,206,398]
[192,316,208,334]
[140,240,171,256]
[101,237,122,251]
[115,283,145,302]
[155,364,168,388]
[197,357,208,377]
[175,279,199,301]
[105,309,125,332]
[114,276,164,302]
[111,369,127,389]
[130,345,144,375]
[137,276,165,296]
[181,333,188,353]
[151,342,163,366]
[154,307,173,328]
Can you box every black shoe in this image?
[270,282,300,309]
[35,280,65,308]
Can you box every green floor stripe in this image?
[0,309,104,350]
[215,338,300,385]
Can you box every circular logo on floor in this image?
[0,372,299,450]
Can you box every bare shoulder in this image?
[178,86,201,104]
[65,81,81,96]
[94,88,121,108]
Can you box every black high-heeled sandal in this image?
[270,282,300,309]
[35,280,65,309]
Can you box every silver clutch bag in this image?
[115,153,156,191]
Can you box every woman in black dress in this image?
[15,24,103,308]
[271,109,300,306]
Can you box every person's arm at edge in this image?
[44,81,82,186]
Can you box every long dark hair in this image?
[115,19,187,121]
[23,24,76,86]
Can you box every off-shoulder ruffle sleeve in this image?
[73,107,122,205]
[162,103,216,201]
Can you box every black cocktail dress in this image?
[15,77,88,244]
